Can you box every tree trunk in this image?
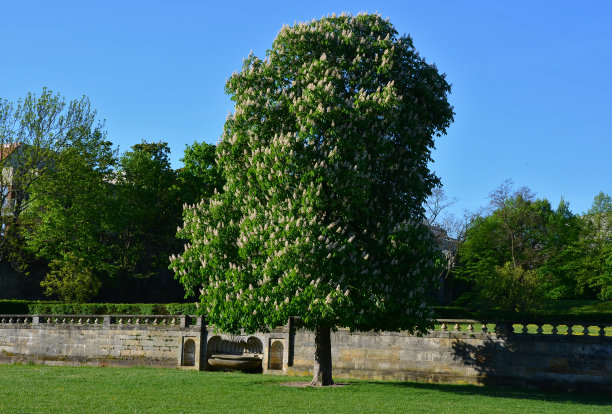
[309,325,334,386]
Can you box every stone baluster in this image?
[582,325,590,336]
[453,323,461,332]
[521,324,528,334]
[481,323,488,333]
[440,322,447,332]
[599,326,606,337]
[551,324,558,335]
[467,323,474,332]
[566,324,573,335]
[536,324,543,335]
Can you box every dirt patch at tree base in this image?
[279,381,350,388]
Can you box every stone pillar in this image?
[197,317,207,371]
[495,322,513,337]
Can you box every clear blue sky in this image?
[1,1,610,216]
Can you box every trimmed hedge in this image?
[0,300,197,316]
[0,300,35,315]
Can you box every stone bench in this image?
[205,335,263,372]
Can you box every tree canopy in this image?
[456,182,612,308]
[0,88,105,267]
[178,141,224,206]
[171,13,453,385]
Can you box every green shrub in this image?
[166,303,198,315]
[41,253,101,303]
[25,302,196,315]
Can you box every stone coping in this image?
[0,314,203,328]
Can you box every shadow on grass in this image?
[368,379,612,406]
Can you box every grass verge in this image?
[0,365,611,413]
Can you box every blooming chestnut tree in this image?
[171,13,453,386]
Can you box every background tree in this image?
[110,141,184,301]
[544,192,611,300]
[424,185,479,280]
[178,141,225,206]
[454,181,610,310]
[20,128,117,299]
[171,13,453,386]
[0,88,104,269]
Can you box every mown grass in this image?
[537,300,612,315]
[1,365,611,413]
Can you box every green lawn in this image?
[536,300,612,315]
[1,365,610,413]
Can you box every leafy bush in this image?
[40,253,101,302]
[166,303,198,315]
[26,302,195,315]
[475,262,544,313]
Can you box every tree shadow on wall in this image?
[449,325,612,396]
[451,328,520,388]
[374,325,612,405]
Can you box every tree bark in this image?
[309,325,334,386]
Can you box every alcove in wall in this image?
[268,339,284,370]
[182,337,196,367]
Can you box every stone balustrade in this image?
[0,314,201,327]
[436,319,612,337]
[2,315,609,336]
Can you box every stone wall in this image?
[283,324,612,392]
[0,315,206,369]
[1,315,611,392]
